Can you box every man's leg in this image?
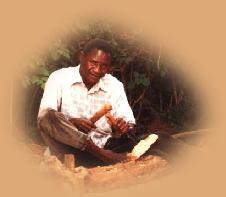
[40,131,75,158]
[104,134,135,152]
[37,108,129,165]
[37,108,88,155]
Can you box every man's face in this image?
[79,48,111,89]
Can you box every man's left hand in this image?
[111,118,130,135]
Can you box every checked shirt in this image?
[38,65,135,147]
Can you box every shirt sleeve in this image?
[38,71,62,117]
[113,83,136,124]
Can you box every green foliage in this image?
[23,63,50,90]
[22,21,201,134]
[134,72,150,87]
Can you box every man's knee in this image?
[37,108,58,129]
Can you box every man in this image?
[37,38,135,164]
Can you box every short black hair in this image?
[82,38,112,56]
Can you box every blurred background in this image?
[14,20,202,144]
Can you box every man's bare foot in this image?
[126,153,139,161]
[85,140,131,164]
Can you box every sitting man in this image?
[37,38,136,164]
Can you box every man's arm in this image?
[38,71,62,118]
[108,83,136,136]
[70,104,112,134]
[69,118,96,134]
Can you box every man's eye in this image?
[90,61,97,65]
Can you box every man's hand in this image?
[106,113,134,137]
[111,118,130,135]
[69,118,96,134]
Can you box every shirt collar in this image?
[72,65,83,84]
[71,65,108,93]
[89,77,108,93]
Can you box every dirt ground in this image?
[26,129,206,192]
[27,142,169,192]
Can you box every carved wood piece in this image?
[90,104,112,123]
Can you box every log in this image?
[171,129,210,147]
[172,129,206,139]
[85,155,168,191]
[64,154,75,169]
[39,154,168,192]
[39,155,87,192]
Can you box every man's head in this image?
[79,38,112,89]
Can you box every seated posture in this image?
[37,38,136,164]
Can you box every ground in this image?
[25,126,206,192]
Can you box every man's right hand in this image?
[69,118,96,134]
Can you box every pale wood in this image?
[64,154,75,169]
[90,104,112,123]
